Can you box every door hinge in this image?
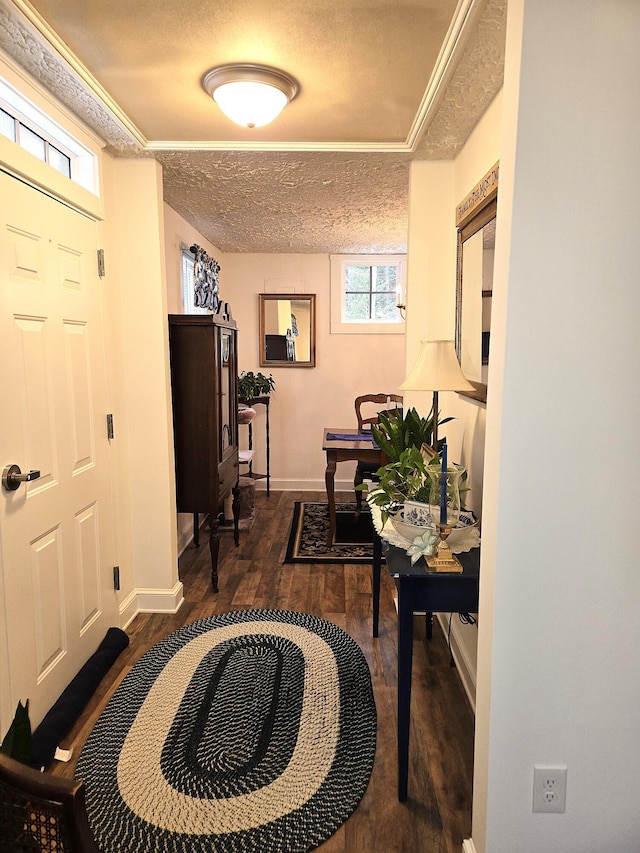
[113,566,120,591]
[107,413,114,440]
[97,248,105,278]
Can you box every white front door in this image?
[0,170,116,730]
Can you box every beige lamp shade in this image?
[399,340,475,392]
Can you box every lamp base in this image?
[425,525,463,573]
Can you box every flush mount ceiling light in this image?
[202,63,299,129]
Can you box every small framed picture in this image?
[420,442,437,462]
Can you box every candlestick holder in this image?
[426,463,465,573]
[426,523,463,572]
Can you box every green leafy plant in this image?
[365,446,433,525]
[371,406,452,463]
[238,371,276,401]
[363,448,469,525]
[0,699,31,766]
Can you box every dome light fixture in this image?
[202,63,299,129]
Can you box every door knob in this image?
[2,464,41,491]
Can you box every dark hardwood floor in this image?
[51,490,475,853]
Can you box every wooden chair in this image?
[0,752,100,853]
[354,393,403,517]
[355,393,403,433]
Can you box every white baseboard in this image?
[133,582,185,614]
[436,613,477,713]
[462,839,477,853]
[118,589,138,630]
[257,478,356,492]
[118,581,185,629]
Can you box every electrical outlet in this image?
[533,765,567,813]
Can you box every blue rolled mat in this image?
[325,432,378,443]
[31,626,129,769]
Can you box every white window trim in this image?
[330,254,406,335]
[181,247,207,314]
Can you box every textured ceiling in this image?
[0,0,507,253]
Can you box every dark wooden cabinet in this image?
[168,309,239,592]
[265,333,295,361]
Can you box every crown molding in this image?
[3,0,146,146]
[405,0,479,149]
[145,139,414,153]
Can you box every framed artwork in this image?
[190,244,220,313]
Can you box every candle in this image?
[440,442,447,525]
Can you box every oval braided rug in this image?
[76,609,377,853]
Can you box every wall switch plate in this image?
[533,765,567,813]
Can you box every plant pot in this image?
[390,503,433,541]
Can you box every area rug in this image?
[75,609,377,853]
[284,502,376,564]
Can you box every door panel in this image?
[15,316,57,491]
[31,525,65,681]
[0,171,116,729]
[64,319,93,470]
[76,501,101,631]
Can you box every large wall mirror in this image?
[259,293,316,368]
[455,163,499,404]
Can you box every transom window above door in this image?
[0,76,97,194]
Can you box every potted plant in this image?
[364,445,469,529]
[365,446,436,525]
[371,406,451,463]
[238,371,276,402]
[0,699,31,766]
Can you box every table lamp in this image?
[399,340,474,448]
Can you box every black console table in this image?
[372,528,480,801]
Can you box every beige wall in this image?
[405,90,503,706]
[221,253,406,490]
[163,226,407,500]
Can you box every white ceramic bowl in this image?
[390,508,477,543]
[390,513,434,542]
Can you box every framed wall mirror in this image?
[455,163,499,404]
[259,293,316,368]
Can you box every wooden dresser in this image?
[168,307,239,591]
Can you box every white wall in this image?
[221,253,406,490]
[472,2,640,850]
[103,158,182,616]
[405,90,503,704]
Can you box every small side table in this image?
[240,395,271,495]
[371,509,480,802]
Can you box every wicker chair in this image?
[0,753,99,853]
